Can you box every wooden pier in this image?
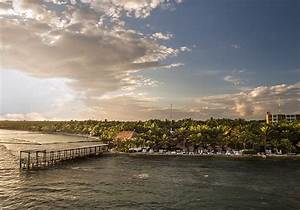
[20,144,108,170]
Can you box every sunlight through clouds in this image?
[0,0,299,120]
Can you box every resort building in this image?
[115,131,137,141]
[266,112,300,123]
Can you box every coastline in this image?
[48,131,101,140]
[107,151,300,160]
[0,128,101,141]
[1,129,299,160]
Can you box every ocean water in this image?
[0,129,300,209]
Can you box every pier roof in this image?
[21,149,46,153]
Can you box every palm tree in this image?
[260,123,273,153]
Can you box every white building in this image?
[266,112,300,123]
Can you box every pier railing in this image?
[20,144,108,169]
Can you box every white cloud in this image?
[0,0,191,120]
[224,75,243,86]
[195,83,300,119]
[84,0,184,19]
[180,46,191,52]
[151,32,173,40]
[0,0,187,99]
[162,63,184,69]
[223,69,246,86]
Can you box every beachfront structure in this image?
[266,112,300,123]
[115,131,137,141]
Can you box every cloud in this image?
[195,83,300,119]
[74,0,184,19]
[0,0,187,99]
[75,82,300,121]
[151,32,173,40]
[180,46,191,52]
[0,112,47,121]
[0,0,192,121]
[224,75,243,86]
[2,82,299,121]
[223,69,246,86]
[162,63,184,69]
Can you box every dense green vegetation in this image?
[0,119,299,154]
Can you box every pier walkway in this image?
[20,144,108,169]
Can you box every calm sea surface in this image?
[0,129,300,209]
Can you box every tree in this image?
[260,123,273,153]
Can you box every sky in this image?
[0,0,299,121]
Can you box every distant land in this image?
[1,118,299,156]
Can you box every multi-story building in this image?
[266,112,300,123]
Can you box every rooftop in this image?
[115,131,136,141]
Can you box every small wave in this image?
[0,137,41,145]
[134,173,149,179]
[70,166,93,172]
[12,138,32,142]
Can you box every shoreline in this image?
[1,129,299,160]
[107,151,300,160]
[48,132,101,140]
[0,128,101,141]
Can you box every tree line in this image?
[0,119,299,153]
